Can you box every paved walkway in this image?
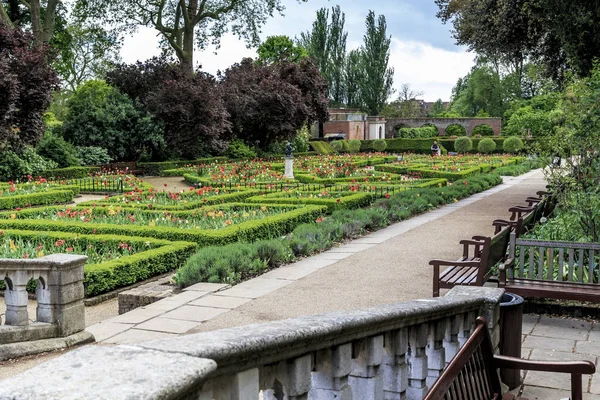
[513,314,600,398]
[87,170,547,342]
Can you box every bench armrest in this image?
[509,206,535,212]
[471,235,488,241]
[459,239,486,246]
[536,190,550,198]
[494,355,596,375]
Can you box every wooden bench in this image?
[500,233,600,302]
[430,220,520,297]
[425,317,595,400]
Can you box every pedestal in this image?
[284,157,294,179]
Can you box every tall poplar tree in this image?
[299,5,347,105]
[360,10,394,115]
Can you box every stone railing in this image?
[0,286,504,399]
[0,254,91,358]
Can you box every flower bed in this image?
[0,229,197,297]
[85,187,259,210]
[0,181,79,210]
[0,204,326,245]
[247,191,375,213]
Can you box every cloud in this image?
[387,39,474,101]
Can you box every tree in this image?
[299,5,347,105]
[450,63,507,117]
[435,0,600,82]
[76,0,307,72]
[381,83,423,118]
[0,0,61,46]
[62,80,165,161]
[0,21,59,151]
[258,35,307,65]
[344,49,363,109]
[219,57,327,149]
[53,24,122,91]
[359,11,394,116]
[146,72,231,159]
[428,99,446,117]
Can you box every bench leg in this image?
[433,266,440,297]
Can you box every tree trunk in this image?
[30,0,43,45]
[181,0,197,73]
[0,3,13,27]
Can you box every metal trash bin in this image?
[499,292,524,390]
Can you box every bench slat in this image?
[590,249,595,284]
[547,248,553,281]
[528,247,534,279]
[579,248,585,283]
[558,247,564,282]
[569,248,575,281]
[538,246,544,280]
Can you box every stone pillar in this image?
[382,328,408,400]
[4,270,30,326]
[284,157,294,179]
[426,320,446,387]
[406,324,428,399]
[310,344,352,399]
[349,335,384,400]
[37,254,87,337]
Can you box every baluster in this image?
[4,270,30,326]
[444,315,463,366]
[406,324,428,399]
[208,368,260,400]
[426,320,446,388]
[35,273,51,323]
[382,329,408,400]
[262,354,312,400]
[349,335,384,399]
[310,344,352,399]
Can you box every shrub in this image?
[309,141,334,155]
[473,125,494,136]
[41,166,100,179]
[36,136,81,168]
[445,124,466,136]
[454,137,473,153]
[0,147,58,181]
[348,139,362,153]
[372,139,387,152]
[75,146,112,165]
[503,136,524,154]
[255,239,294,267]
[226,139,257,159]
[397,126,438,139]
[330,140,344,153]
[478,138,497,153]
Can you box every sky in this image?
[119,0,475,102]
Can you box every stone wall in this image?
[0,286,504,399]
[386,117,502,138]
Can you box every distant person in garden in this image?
[431,141,441,156]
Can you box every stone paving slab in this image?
[189,295,251,309]
[103,329,177,345]
[160,305,229,322]
[85,322,133,342]
[135,317,200,334]
[183,283,228,292]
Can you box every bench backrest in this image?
[486,226,511,271]
[507,233,600,283]
[424,318,501,400]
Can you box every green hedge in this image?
[361,139,448,155]
[137,157,228,176]
[246,192,374,213]
[0,190,75,211]
[406,166,483,180]
[0,229,197,297]
[92,190,259,210]
[0,205,326,245]
[395,126,438,139]
[41,166,101,179]
[309,141,335,155]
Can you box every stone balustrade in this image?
[0,286,504,400]
[0,254,88,351]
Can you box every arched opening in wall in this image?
[445,124,466,137]
[421,123,436,128]
[421,122,439,137]
[393,123,407,138]
[472,124,494,137]
[378,126,383,139]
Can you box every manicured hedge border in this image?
[0,205,326,245]
[138,157,228,176]
[293,171,406,185]
[246,192,374,213]
[0,190,75,211]
[0,229,197,297]
[41,166,101,179]
[85,190,260,210]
